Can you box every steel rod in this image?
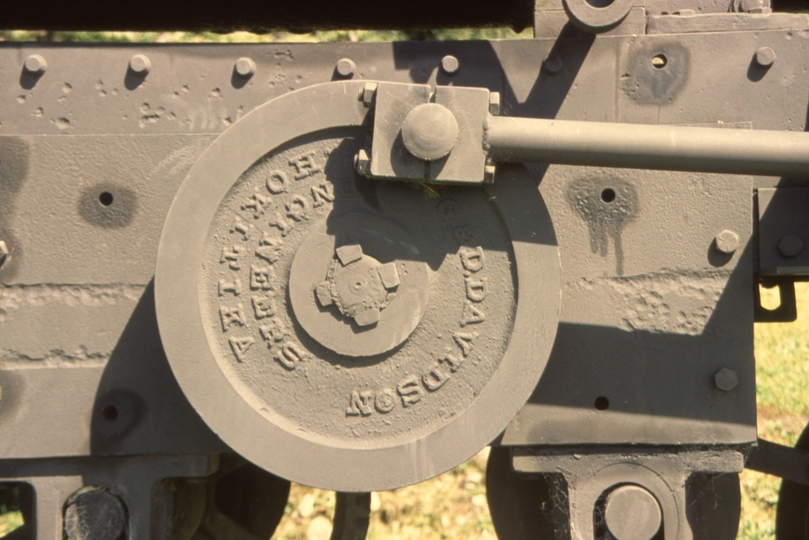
[486,116,809,178]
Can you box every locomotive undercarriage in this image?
[2,0,809,538]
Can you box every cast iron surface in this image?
[155,81,560,491]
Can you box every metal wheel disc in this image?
[155,81,560,491]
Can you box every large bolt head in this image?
[235,57,256,78]
[336,57,356,78]
[401,103,459,162]
[604,485,662,540]
[715,230,739,254]
[440,55,460,75]
[129,54,151,75]
[755,46,776,68]
[23,54,47,74]
[714,368,738,392]
[779,234,803,258]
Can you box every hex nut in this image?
[358,82,378,107]
[336,58,356,78]
[441,55,460,75]
[0,240,8,267]
[23,54,47,74]
[484,164,496,184]
[129,54,151,75]
[715,230,739,254]
[235,57,256,78]
[779,234,803,258]
[755,47,776,68]
[714,368,738,392]
[354,149,371,176]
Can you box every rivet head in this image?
[440,55,460,75]
[129,54,151,75]
[336,58,356,78]
[779,234,803,258]
[715,230,739,254]
[714,368,738,392]
[543,54,564,75]
[235,57,256,78]
[402,103,459,161]
[23,54,47,74]
[755,47,776,68]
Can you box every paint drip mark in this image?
[567,177,638,275]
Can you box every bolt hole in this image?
[652,54,667,69]
[98,192,114,206]
[594,396,610,411]
[102,405,118,421]
[585,0,615,6]
[601,188,616,203]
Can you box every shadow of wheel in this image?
[776,424,809,539]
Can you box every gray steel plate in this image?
[155,81,560,491]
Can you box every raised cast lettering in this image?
[397,375,423,407]
[285,195,309,222]
[250,265,273,290]
[259,319,286,344]
[423,366,450,391]
[242,193,268,219]
[289,152,321,180]
[311,183,335,207]
[220,246,243,270]
[218,279,242,296]
[219,305,245,331]
[230,216,252,238]
[252,295,275,319]
[460,246,485,272]
[460,302,486,326]
[274,341,305,370]
[465,277,487,302]
[346,389,374,416]
[375,389,395,413]
[266,170,289,194]
[256,232,284,264]
[229,336,254,362]
[452,331,478,356]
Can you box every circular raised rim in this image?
[562,0,634,31]
[155,81,560,491]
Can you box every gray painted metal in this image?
[0,4,808,535]
[155,81,560,491]
[487,116,809,178]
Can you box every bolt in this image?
[489,92,501,116]
[779,234,803,257]
[64,487,127,540]
[23,54,47,75]
[402,103,459,161]
[0,241,7,267]
[235,57,256,78]
[355,149,371,176]
[358,82,378,108]
[543,54,563,76]
[129,54,151,75]
[604,485,662,540]
[440,55,460,75]
[715,230,739,254]
[714,368,738,392]
[755,47,776,68]
[336,57,356,78]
